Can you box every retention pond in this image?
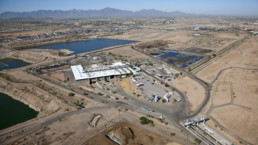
[35,38,135,54]
[0,58,30,71]
[0,92,38,130]
[157,51,203,68]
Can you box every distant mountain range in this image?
[0,7,202,19]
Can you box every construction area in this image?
[0,17,258,145]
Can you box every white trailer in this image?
[163,94,171,102]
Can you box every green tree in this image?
[68,92,75,97]
[139,117,154,125]
[162,99,167,103]
[194,138,201,144]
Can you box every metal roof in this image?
[71,62,135,81]
[71,65,88,81]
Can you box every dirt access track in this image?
[0,49,190,145]
[1,105,187,145]
[197,37,258,144]
[85,121,171,145]
[106,44,206,113]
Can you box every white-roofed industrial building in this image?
[71,62,140,83]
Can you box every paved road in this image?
[190,35,250,74]
[4,41,253,144]
[132,47,211,118]
[210,66,258,86]
[205,66,258,145]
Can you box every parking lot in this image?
[132,72,171,103]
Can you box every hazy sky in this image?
[0,0,258,16]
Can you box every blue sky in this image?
[0,0,258,16]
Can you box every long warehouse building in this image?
[71,62,139,83]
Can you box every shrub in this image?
[194,138,201,144]
[139,117,154,125]
[68,92,75,97]
[170,132,176,136]
[162,99,167,103]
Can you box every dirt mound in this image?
[84,122,169,145]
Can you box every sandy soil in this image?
[205,119,241,144]
[197,37,258,83]
[0,75,63,115]
[211,105,258,144]
[211,81,232,106]
[0,18,253,145]
[107,29,193,47]
[0,69,88,115]
[47,72,66,82]
[6,106,186,145]
[108,28,245,55]
[219,69,258,110]
[105,45,149,61]
[85,121,169,145]
[197,37,258,144]
[119,78,142,96]
[106,42,206,112]
[136,39,174,50]
[119,78,133,94]
[167,75,205,113]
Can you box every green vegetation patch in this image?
[139,116,154,125]
[68,92,75,97]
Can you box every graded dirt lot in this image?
[167,75,205,113]
[211,105,258,144]
[85,121,170,145]
[105,45,149,61]
[119,78,142,96]
[186,32,246,52]
[107,29,193,48]
[47,71,66,82]
[197,37,258,83]
[197,37,258,144]
[5,106,185,145]
[5,48,65,64]
[108,28,246,55]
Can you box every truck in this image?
[110,96,119,100]
[136,83,144,87]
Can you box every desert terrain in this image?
[197,37,258,144]
[0,17,257,145]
